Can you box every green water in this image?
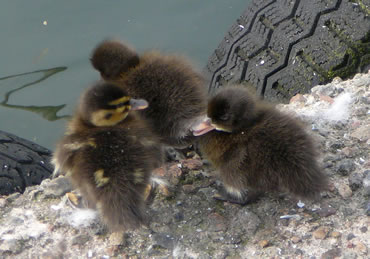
[0,0,249,149]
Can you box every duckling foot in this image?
[213,187,261,206]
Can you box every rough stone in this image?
[42,176,73,198]
[290,94,306,104]
[258,240,269,248]
[320,248,341,259]
[207,213,227,232]
[291,236,301,244]
[0,238,23,255]
[71,234,91,246]
[181,159,203,170]
[351,125,370,141]
[330,231,341,238]
[348,173,363,191]
[337,183,352,199]
[313,226,329,240]
[151,233,176,250]
[336,159,355,176]
[317,206,336,217]
[363,173,370,196]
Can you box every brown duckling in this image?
[193,85,328,204]
[90,39,207,148]
[52,81,163,231]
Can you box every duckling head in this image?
[192,86,258,135]
[80,82,148,127]
[91,40,139,80]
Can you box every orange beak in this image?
[192,117,216,136]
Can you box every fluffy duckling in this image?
[52,82,163,231]
[193,86,328,204]
[91,40,207,148]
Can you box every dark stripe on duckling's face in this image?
[91,96,149,127]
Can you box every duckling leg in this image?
[213,184,262,205]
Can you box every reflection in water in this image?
[0,67,70,121]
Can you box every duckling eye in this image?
[219,114,230,121]
[104,113,113,119]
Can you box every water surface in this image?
[0,0,249,149]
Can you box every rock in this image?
[258,240,269,248]
[290,94,306,104]
[348,173,363,191]
[336,159,355,176]
[0,198,7,208]
[363,173,370,196]
[317,206,336,217]
[291,236,301,244]
[337,183,352,199]
[330,231,341,238]
[229,209,261,237]
[346,233,355,240]
[151,233,176,250]
[108,232,124,246]
[360,96,370,104]
[154,163,182,186]
[320,248,341,259]
[71,234,91,246]
[182,184,197,194]
[341,147,354,157]
[351,125,370,141]
[181,159,203,170]
[313,226,329,240]
[0,238,23,254]
[320,95,334,104]
[354,240,368,254]
[173,211,184,222]
[207,213,227,232]
[42,176,73,198]
[365,202,370,216]
[6,192,21,203]
[360,226,367,233]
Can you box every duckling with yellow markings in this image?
[52,81,163,231]
[193,85,329,204]
[90,39,207,148]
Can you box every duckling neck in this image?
[66,116,94,135]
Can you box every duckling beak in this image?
[129,98,149,110]
[192,117,216,136]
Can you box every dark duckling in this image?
[90,39,207,148]
[52,82,163,231]
[193,85,328,204]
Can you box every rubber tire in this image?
[205,0,370,103]
[0,130,53,195]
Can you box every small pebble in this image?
[258,240,269,248]
[346,233,355,240]
[291,236,301,243]
[348,173,363,191]
[321,248,341,259]
[313,226,329,240]
[354,241,368,254]
[337,183,352,199]
[336,159,355,176]
[330,231,341,238]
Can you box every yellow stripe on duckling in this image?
[108,96,130,106]
[94,169,110,188]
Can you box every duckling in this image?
[52,81,163,231]
[193,85,328,204]
[91,39,207,148]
